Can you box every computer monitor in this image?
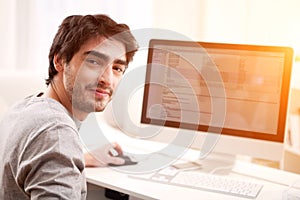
[140,39,293,165]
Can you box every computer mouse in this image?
[109,154,138,167]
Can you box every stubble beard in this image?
[66,78,112,114]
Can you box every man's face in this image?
[63,37,127,114]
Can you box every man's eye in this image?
[86,59,100,65]
[113,65,126,74]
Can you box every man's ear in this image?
[53,54,64,72]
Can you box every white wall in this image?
[1,0,300,115]
[0,0,16,70]
[1,0,300,73]
[245,0,300,47]
[0,0,153,73]
[151,0,206,40]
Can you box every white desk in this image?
[85,159,300,200]
[81,115,300,199]
[85,138,300,200]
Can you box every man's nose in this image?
[98,65,113,86]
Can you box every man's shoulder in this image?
[23,95,66,113]
[9,96,76,128]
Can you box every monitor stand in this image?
[172,151,236,175]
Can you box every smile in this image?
[92,88,111,98]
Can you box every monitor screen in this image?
[141,39,293,160]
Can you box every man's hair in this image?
[46,14,139,86]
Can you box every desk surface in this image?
[85,143,300,200]
[82,115,300,199]
[85,160,299,200]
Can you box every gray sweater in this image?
[0,94,87,199]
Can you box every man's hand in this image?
[84,143,125,167]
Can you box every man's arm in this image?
[17,126,86,199]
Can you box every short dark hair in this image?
[46,14,139,86]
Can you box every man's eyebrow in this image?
[84,50,109,61]
[84,50,127,65]
[114,59,127,66]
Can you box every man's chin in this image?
[94,101,109,112]
[94,107,105,112]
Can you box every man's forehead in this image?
[84,37,126,59]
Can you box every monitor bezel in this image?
[141,39,293,143]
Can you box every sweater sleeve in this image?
[16,124,87,200]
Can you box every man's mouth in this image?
[92,88,111,99]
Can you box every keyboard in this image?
[130,167,263,199]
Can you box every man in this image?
[0,14,138,199]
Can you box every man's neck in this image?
[43,79,88,121]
